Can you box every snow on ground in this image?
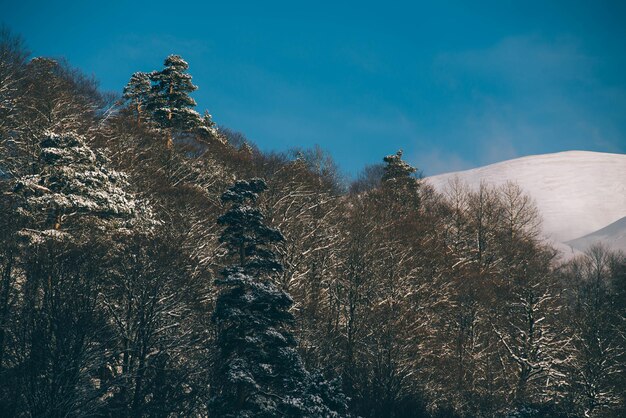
[567,216,626,253]
[426,151,626,249]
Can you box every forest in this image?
[1,28,625,417]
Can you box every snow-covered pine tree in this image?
[380,149,420,211]
[147,55,201,148]
[211,178,349,417]
[12,132,136,239]
[122,71,151,126]
[198,109,220,139]
[381,149,416,184]
[7,132,145,416]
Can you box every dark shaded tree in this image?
[210,178,349,417]
[349,163,385,194]
[563,245,626,416]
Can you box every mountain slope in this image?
[567,216,626,253]
[426,151,626,243]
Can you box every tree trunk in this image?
[166,83,174,149]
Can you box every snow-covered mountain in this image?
[567,216,626,253]
[426,151,626,253]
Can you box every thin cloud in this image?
[412,149,474,176]
[427,34,625,168]
[435,35,595,90]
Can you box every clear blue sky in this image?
[3,0,626,176]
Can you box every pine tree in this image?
[381,149,416,184]
[211,178,349,417]
[199,109,218,136]
[380,149,420,211]
[13,132,136,237]
[122,71,151,126]
[147,55,201,148]
[7,132,143,416]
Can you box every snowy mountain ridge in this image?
[425,150,626,252]
[567,216,626,253]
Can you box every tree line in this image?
[1,29,625,417]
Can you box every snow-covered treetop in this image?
[122,72,151,101]
[197,110,219,138]
[146,54,200,134]
[120,54,222,144]
[13,132,138,238]
[218,178,285,275]
[163,54,189,70]
[382,149,417,183]
[221,178,268,204]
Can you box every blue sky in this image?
[3,0,626,176]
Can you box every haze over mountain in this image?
[426,151,626,252]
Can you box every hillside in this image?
[567,216,626,253]
[426,151,626,245]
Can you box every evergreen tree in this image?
[6,132,142,416]
[122,71,151,126]
[13,132,136,235]
[211,178,349,417]
[382,149,416,184]
[199,109,218,136]
[380,149,420,210]
[147,55,201,147]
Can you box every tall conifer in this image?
[211,178,349,417]
[147,55,201,147]
[122,72,151,126]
